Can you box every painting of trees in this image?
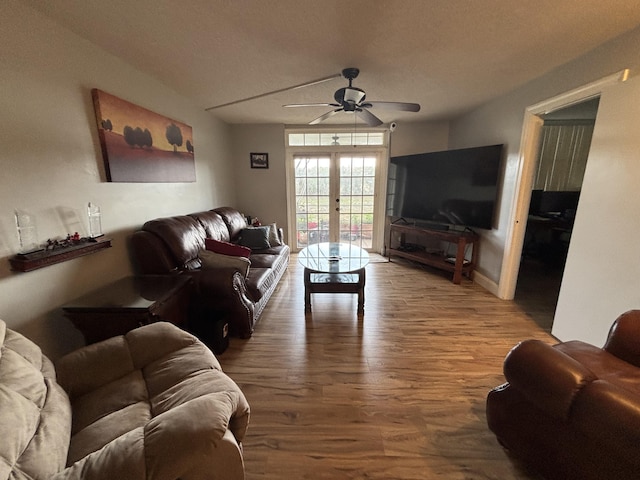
[92,89,195,182]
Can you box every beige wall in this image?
[0,2,236,358]
[450,25,640,346]
[231,125,289,240]
[389,121,450,157]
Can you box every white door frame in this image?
[498,69,629,300]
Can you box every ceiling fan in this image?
[205,67,420,127]
[283,67,420,127]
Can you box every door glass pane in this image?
[287,132,385,146]
[339,155,376,249]
[294,155,331,248]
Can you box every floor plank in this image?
[218,254,553,479]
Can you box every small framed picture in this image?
[250,152,269,169]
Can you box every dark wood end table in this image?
[63,275,193,344]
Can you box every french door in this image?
[290,152,382,251]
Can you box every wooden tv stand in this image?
[387,223,479,284]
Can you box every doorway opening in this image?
[498,69,629,322]
[514,98,599,331]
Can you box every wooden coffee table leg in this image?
[357,268,365,314]
[304,268,312,313]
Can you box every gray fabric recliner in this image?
[0,319,250,480]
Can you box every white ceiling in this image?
[25,0,640,126]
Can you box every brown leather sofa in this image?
[486,310,640,480]
[131,207,289,338]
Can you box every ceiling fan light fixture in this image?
[343,87,366,105]
[334,87,366,107]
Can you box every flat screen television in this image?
[386,144,503,230]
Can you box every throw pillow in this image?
[204,238,251,258]
[237,226,271,250]
[200,249,251,277]
[267,223,283,246]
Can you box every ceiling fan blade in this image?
[366,101,421,112]
[309,109,342,125]
[283,103,340,108]
[205,72,342,111]
[356,108,383,127]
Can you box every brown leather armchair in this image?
[487,310,640,480]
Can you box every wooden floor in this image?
[218,254,555,479]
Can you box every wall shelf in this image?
[9,237,112,272]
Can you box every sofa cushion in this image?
[245,267,277,301]
[205,238,251,258]
[248,252,280,269]
[67,400,151,464]
[69,370,147,435]
[200,249,251,277]
[215,207,249,240]
[266,223,283,246]
[249,246,290,267]
[0,320,72,479]
[238,226,271,250]
[190,211,231,242]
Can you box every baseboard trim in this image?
[473,270,501,298]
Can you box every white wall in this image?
[450,25,640,345]
[0,2,236,358]
[553,74,640,346]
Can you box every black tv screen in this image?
[386,144,503,230]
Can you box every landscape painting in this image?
[92,89,195,182]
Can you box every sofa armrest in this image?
[503,339,597,421]
[143,392,247,480]
[130,230,179,274]
[189,267,248,298]
[604,310,640,367]
[189,269,255,338]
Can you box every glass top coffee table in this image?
[298,242,370,314]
